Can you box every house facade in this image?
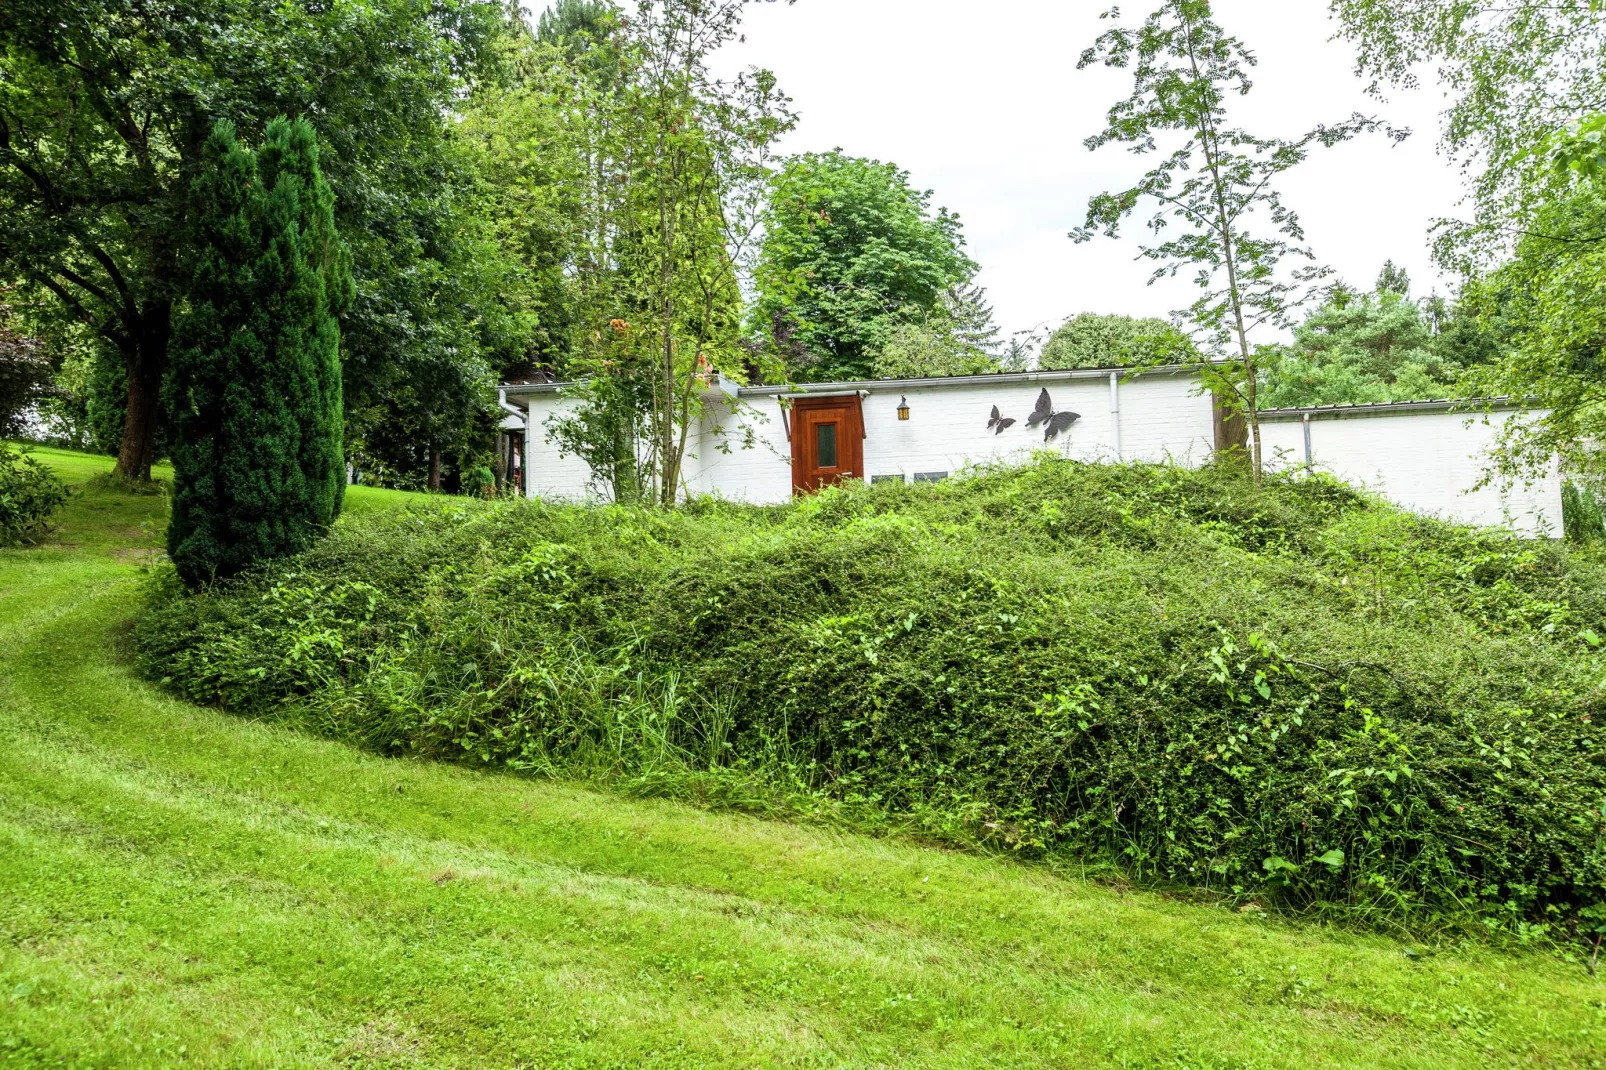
[498,366,1563,535]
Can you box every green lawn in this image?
[1,447,1603,1068]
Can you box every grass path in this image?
[1,448,1603,1067]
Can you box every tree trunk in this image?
[113,305,171,482]
[428,448,442,492]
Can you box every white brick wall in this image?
[682,368,1217,505]
[681,395,792,502]
[522,394,596,501]
[510,377,1564,536]
[1256,407,1563,535]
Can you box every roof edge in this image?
[1257,396,1539,421]
[500,363,1202,398]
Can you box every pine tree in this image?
[166,118,352,586]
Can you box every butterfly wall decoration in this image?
[986,405,1016,434]
[1025,388,1080,441]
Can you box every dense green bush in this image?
[0,446,67,545]
[137,459,1606,935]
[166,117,351,588]
[1562,480,1606,543]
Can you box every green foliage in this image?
[1038,313,1199,371]
[1375,259,1411,297]
[1460,184,1606,485]
[1546,112,1606,182]
[537,0,617,49]
[1561,482,1605,545]
[1261,290,1461,408]
[0,445,67,545]
[545,367,655,502]
[1076,0,1401,480]
[0,0,508,479]
[870,284,1016,380]
[6,452,1600,1067]
[467,2,792,505]
[165,119,352,588]
[140,459,1606,933]
[457,35,589,378]
[1333,1,1606,271]
[752,151,979,382]
[0,290,52,439]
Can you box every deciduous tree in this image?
[752,151,977,383]
[0,0,505,480]
[1075,0,1400,481]
[1332,0,1606,268]
[1037,313,1199,371]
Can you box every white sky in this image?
[540,1,1467,344]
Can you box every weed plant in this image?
[0,446,68,545]
[137,459,1606,939]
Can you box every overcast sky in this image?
[538,1,1466,343]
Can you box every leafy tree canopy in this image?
[1460,184,1606,484]
[1332,0,1606,269]
[1331,2,1606,484]
[1076,0,1398,482]
[752,150,978,383]
[1375,259,1410,297]
[870,283,1016,380]
[1038,313,1199,371]
[1259,265,1496,409]
[0,0,507,480]
[0,289,51,439]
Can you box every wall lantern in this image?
[897,395,910,421]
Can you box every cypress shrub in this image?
[166,117,352,587]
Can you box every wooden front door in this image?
[790,396,864,494]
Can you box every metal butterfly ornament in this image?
[986,405,1016,435]
[1025,388,1080,441]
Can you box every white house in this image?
[498,367,1563,535]
[1256,399,1562,535]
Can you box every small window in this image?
[815,422,838,468]
[871,474,904,485]
[913,471,948,483]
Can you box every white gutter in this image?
[497,388,527,422]
[773,389,872,400]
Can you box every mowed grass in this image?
[1,448,1603,1068]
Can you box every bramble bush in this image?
[136,459,1606,936]
[0,446,67,545]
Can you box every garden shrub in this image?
[136,459,1606,935]
[0,446,67,545]
[1562,480,1605,543]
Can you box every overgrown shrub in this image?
[0,446,67,545]
[136,459,1606,936]
[1562,480,1605,543]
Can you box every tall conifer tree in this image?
[167,118,352,586]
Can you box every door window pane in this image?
[815,422,838,468]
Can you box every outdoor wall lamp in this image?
[897,396,910,421]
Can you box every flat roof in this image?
[1257,397,1535,421]
[500,363,1202,402]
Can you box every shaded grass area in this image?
[5,443,435,556]
[2,448,1604,1066]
